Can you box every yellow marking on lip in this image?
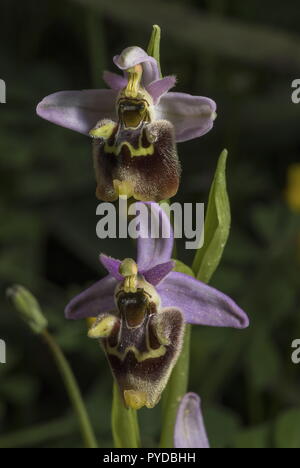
[124,390,147,410]
[89,122,116,139]
[104,141,154,158]
[113,180,134,199]
[88,315,118,339]
[106,343,166,362]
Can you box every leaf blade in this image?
[193,149,231,283]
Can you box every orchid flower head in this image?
[65,202,249,410]
[37,36,217,203]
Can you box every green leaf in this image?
[193,149,231,283]
[111,383,140,448]
[147,25,162,77]
[160,151,231,443]
[275,409,300,448]
[173,259,195,278]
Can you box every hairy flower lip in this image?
[65,202,249,330]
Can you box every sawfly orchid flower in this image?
[65,203,248,410]
[37,46,216,202]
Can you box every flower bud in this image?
[7,285,48,334]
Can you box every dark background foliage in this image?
[0,0,299,448]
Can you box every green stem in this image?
[159,325,191,448]
[42,330,98,448]
[111,382,141,448]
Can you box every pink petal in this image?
[36,89,118,135]
[156,92,217,143]
[174,393,210,449]
[65,275,117,320]
[143,261,175,286]
[146,76,177,104]
[103,71,127,91]
[158,271,249,329]
[134,202,174,272]
[100,254,123,281]
[113,46,160,86]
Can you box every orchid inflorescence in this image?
[35,25,249,448]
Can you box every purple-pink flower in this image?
[37,46,217,202]
[174,393,209,449]
[37,46,216,142]
[65,202,248,410]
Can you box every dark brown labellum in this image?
[90,287,185,409]
[92,111,181,202]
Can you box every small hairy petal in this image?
[158,272,249,329]
[156,92,217,143]
[36,89,118,135]
[174,393,210,449]
[143,261,175,286]
[103,70,127,91]
[113,46,160,86]
[146,76,177,104]
[135,202,174,272]
[65,275,117,320]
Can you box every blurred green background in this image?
[0,0,300,448]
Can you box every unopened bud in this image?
[7,285,48,334]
